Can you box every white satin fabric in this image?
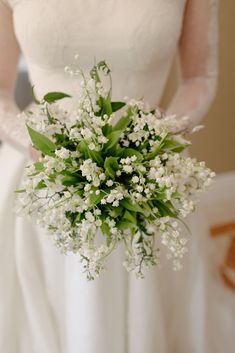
[1,1,234,353]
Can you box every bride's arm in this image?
[0,1,31,155]
[166,0,219,129]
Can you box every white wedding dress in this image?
[2,1,234,353]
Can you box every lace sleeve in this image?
[0,0,30,155]
[166,0,219,129]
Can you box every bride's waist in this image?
[27,65,168,109]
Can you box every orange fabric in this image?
[210,221,235,237]
[210,221,235,292]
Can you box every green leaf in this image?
[90,64,101,83]
[31,86,40,104]
[120,198,144,213]
[153,187,167,200]
[101,91,112,116]
[78,141,103,166]
[34,162,44,171]
[43,92,71,103]
[146,133,168,160]
[88,149,104,166]
[154,200,177,218]
[111,101,126,112]
[100,221,110,236]
[104,130,122,151]
[102,123,113,137]
[15,189,26,193]
[65,211,78,225]
[162,138,187,153]
[110,205,123,218]
[75,212,84,224]
[48,173,56,183]
[117,148,143,162]
[104,156,119,179]
[113,114,131,131]
[77,141,90,159]
[89,190,105,205]
[100,220,113,246]
[27,125,56,156]
[116,220,136,231]
[35,180,46,190]
[77,189,84,197]
[142,202,152,216]
[123,210,137,225]
[45,105,55,124]
[61,175,81,186]
[172,191,181,199]
[136,233,143,244]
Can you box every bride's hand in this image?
[29,146,41,161]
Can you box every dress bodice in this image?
[8,0,186,108]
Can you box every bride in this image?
[1,1,230,353]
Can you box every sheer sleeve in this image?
[0,0,30,155]
[166,0,219,129]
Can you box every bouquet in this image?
[16,59,215,280]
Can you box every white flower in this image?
[55,147,70,159]
[69,127,81,140]
[106,180,114,187]
[88,143,96,150]
[130,155,137,162]
[136,185,143,192]
[98,135,108,144]
[123,165,133,173]
[81,128,93,139]
[95,219,102,227]
[80,159,103,186]
[102,186,125,206]
[84,184,91,192]
[99,173,106,181]
[132,176,139,183]
[85,212,95,222]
